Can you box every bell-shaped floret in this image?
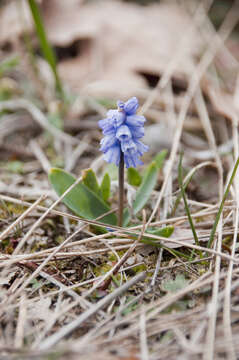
[103,144,121,166]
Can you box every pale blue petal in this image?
[121,139,137,153]
[135,140,149,155]
[107,109,125,128]
[98,118,114,133]
[102,126,116,136]
[129,125,144,139]
[100,135,117,152]
[99,97,149,168]
[103,145,121,166]
[124,152,143,168]
[116,125,132,142]
[124,97,139,115]
[125,115,146,127]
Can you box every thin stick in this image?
[118,151,124,227]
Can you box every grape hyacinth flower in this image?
[99,97,148,226]
[99,97,148,168]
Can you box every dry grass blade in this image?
[38,271,147,350]
[0,195,45,243]
[222,83,239,360]
[146,1,239,229]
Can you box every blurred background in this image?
[0,0,239,194]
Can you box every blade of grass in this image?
[178,154,203,259]
[171,171,192,217]
[207,156,239,248]
[27,0,63,97]
[171,161,212,217]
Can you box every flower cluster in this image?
[99,97,148,168]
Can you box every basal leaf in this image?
[82,168,101,197]
[154,149,168,169]
[146,226,174,238]
[125,226,174,245]
[49,168,116,225]
[127,167,142,186]
[140,226,174,244]
[133,161,158,215]
[100,173,111,202]
[123,151,167,226]
[123,208,131,227]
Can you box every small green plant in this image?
[49,149,168,229]
[49,98,170,242]
[49,97,171,245]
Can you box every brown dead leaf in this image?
[0,0,33,46]
[0,0,203,98]
[40,0,203,97]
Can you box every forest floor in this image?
[1,1,239,359]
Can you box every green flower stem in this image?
[118,151,124,227]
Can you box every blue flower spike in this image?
[99,97,148,168]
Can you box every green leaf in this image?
[49,168,117,225]
[127,167,142,186]
[146,226,174,238]
[140,226,174,245]
[122,208,131,227]
[82,169,101,197]
[133,161,158,215]
[125,226,173,245]
[123,151,168,226]
[162,274,188,293]
[154,149,168,169]
[100,173,111,202]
